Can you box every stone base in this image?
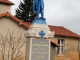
[24,22,55,38]
[24,20,55,60]
[26,38,50,60]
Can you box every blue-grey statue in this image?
[33,0,45,20]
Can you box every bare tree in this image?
[0,30,26,60]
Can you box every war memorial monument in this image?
[24,0,55,60]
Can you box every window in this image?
[57,39,65,55]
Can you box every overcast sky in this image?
[11,0,80,35]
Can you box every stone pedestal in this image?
[24,21,55,60]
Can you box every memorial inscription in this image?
[31,38,50,60]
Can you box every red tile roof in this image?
[0,12,80,39]
[49,25,80,38]
[0,12,29,29]
[0,0,14,5]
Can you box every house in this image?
[0,0,80,60]
[49,25,80,60]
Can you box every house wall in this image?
[65,38,79,59]
[0,4,11,14]
[0,17,27,60]
[0,17,26,34]
[50,44,57,60]
[52,36,79,60]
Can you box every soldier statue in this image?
[33,0,45,20]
